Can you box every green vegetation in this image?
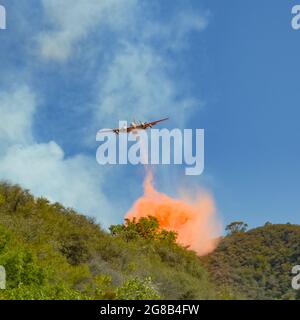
[0,182,215,300]
[0,182,299,300]
[203,223,300,300]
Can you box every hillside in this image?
[203,223,300,300]
[0,182,299,300]
[0,182,216,300]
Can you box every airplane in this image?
[98,117,169,135]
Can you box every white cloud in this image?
[0,86,36,152]
[37,0,137,61]
[143,11,209,50]
[36,1,208,60]
[90,8,208,128]
[35,1,207,125]
[0,86,113,227]
[0,142,112,226]
[97,44,174,121]
[94,43,198,129]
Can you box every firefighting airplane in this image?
[98,117,169,135]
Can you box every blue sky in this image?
[0,0,299,230]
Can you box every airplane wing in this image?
[145,117,169,127]
[98,128,119,134]
[99,127,133,134]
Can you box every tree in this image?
[110,216,177,243]
[225,221,248,235]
